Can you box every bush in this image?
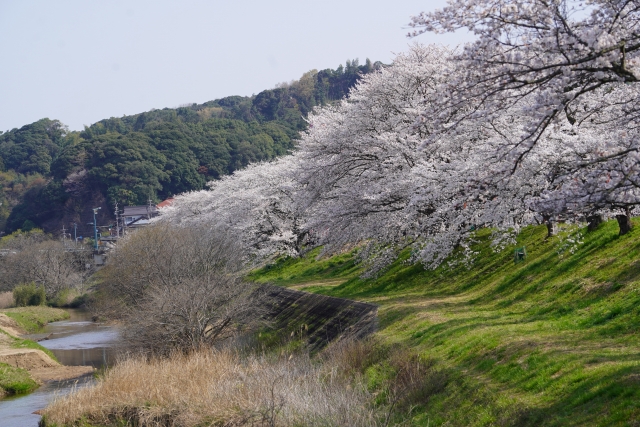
[322,337,389,376]
[0,233,91,297]
[13,283,46,307]
[69,293,91,308]
[49,288,79,307]
[96,224,269,355]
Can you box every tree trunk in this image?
[616,208,633,236]
[545,219,558,238]
[587,214,604,232]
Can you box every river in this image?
[0,309,118,426]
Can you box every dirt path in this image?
[0,313,25,337]
[0,313,94,383]
[289,279,346,290]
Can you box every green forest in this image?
[0,59,380,236]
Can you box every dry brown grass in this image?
[321,337,387,376]
[0,292,13,309]
[323,339,448,418]
[42,348,382,427]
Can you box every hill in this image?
[0,59,381,236]
[249,219,640,426]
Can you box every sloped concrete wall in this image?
[259,284,378,352]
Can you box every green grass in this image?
[10,333,59,362]
[0,362,38,396]
[248,247,360,285]
[0,329,59,362]
[1,306,70,333]
[0,306,66,362]
[250,219,640,426]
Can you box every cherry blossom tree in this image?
[409,0,640,150]
[161,4,640,273]
[294,43,559,271]
[531,85,640,234]
[410,0,640,234]
[293,44,455,271]
[406,95,586,267]
[158,155,303,259]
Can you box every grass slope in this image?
[0,362,38,396]
[3,330,59,362]
[250,219,640,426]
[0,307,64,397]
[1,306,69,334]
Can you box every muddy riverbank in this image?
[0,312,94,384]
[0,309,118,426]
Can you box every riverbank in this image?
[249,221,640,426]
[0,308,94,397]
[41,345,387,427]
[38,220,640,426]
[1,306,70,334]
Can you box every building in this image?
[156,197,175,209]
[122,205,159,229]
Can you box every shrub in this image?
[49,288,79,307]
[69,293,91,308]
[96,223,269,355]
[0,233,91,298]
[13,283,46,307]
[322,337,389,376]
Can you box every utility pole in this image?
[147,196,154,220]
[61,225,68,244]
[114,202,120,238]
[72,223,78,247]
[91,207,101,250]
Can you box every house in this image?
[96,199,173,254]
[123,204,159,228]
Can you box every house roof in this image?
[123,205,158,216]
[157,198,175,208]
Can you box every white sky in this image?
[0,0,471,132]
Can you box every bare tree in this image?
[0,233,90,299]
[96,223,268,355]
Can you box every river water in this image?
[0,309,118,426]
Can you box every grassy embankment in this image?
[2,306,70,334]
[249,219,640,426]
[0,363,38,395]
[1,306,69,361]
[40,219,640,426]
[0,307,68,396]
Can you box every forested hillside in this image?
[0,58,380,235]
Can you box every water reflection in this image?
[0,376,94,427]
[39,310,119,367]
[0,309,118,426]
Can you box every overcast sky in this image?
[0,1,471,132]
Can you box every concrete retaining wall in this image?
[259,284,378,352]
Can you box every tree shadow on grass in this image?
[505,364,640,427]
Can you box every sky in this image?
[0,1,472,132]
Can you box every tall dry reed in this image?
[42,349,382,427]
[0,291,13,309]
